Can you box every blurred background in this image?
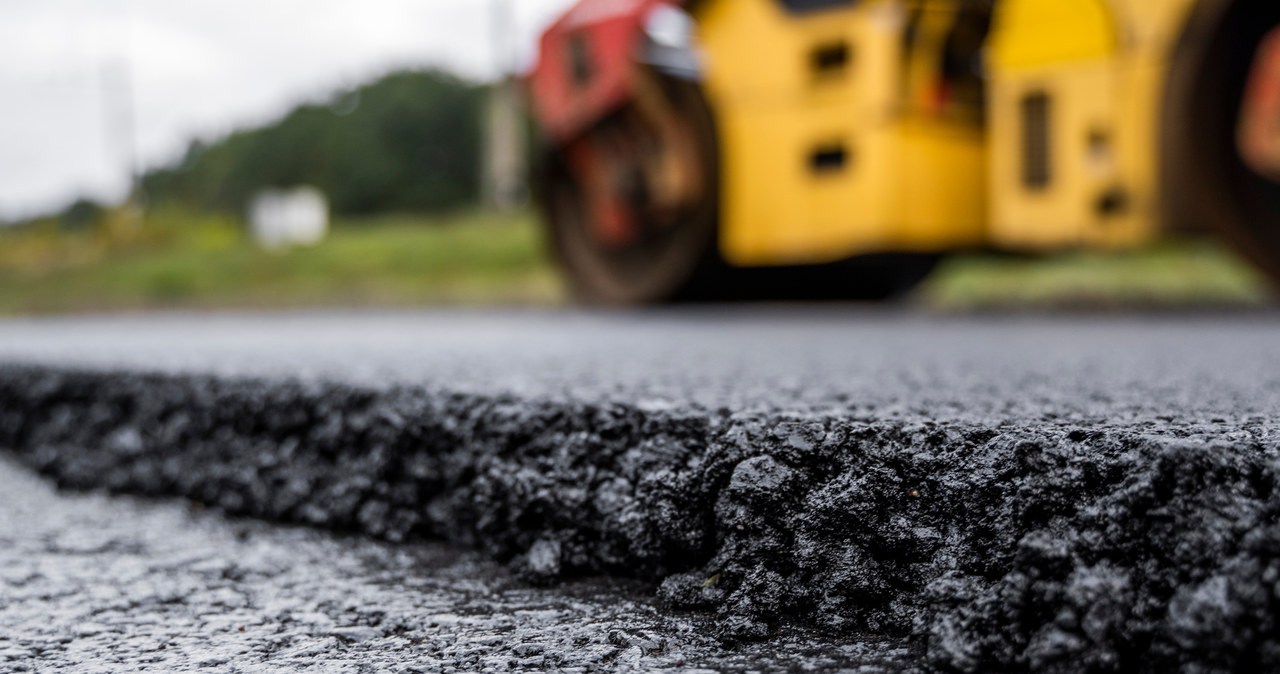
[0,0,1272,315]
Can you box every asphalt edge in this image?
[2,364,1278,672]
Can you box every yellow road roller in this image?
[528,0,1280,304]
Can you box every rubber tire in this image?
[539,75,723,306]
[1165,0,1280,288]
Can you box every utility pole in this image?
[101,7,141,234]
[482,0,527,212]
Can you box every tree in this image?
[141,69,488,218]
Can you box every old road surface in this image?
[1,309,1280,672]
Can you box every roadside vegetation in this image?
[141,70,497,217]
[920,241,1273,311]
[0,206,1270,315]
[0,208,561,314]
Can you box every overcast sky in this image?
[0,0,576,220]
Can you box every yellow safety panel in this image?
[986,0,1201,251]
[696,0,988,267]
[692,0,1208,266]
[988,0,1116,69]
[694,0,899,110]
[893,122,987,249]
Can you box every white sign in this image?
[248,187,329,250]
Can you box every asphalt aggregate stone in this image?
[0,456,898,672]
[1,310,1279,672]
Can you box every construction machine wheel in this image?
[539,70,940,305]
[1166,0,1280,288]
[540,70,722,306]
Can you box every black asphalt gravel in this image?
[2,309,1279,672]
[0,456,896,672]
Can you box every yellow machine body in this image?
[691,0,1203,267]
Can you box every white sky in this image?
[0,0,577,220]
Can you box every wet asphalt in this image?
[1,308,1279,672]
[0,308,1276,425]
[0,456,896,672]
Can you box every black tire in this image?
[539,75,722,306]
[1165,0,1280,288]
[537,73,940,305]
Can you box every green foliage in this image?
[0,208,563,315]
[59,199,107,231]
[141,70,488,217]
[920,241,1272,310]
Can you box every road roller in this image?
[528,0,1280,304]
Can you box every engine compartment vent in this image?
[1021,92,1052,190]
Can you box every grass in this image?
[0,208,564,315]
[0,206,1272,315]
[919,241,1273,311]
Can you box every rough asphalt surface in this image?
[0,457,892,672]
[1,309,1279,672]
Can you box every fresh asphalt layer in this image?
[0,455,888,672]
[1,308,1279,672]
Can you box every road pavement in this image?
[1,309,1279,672]
[0,456,893,672]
